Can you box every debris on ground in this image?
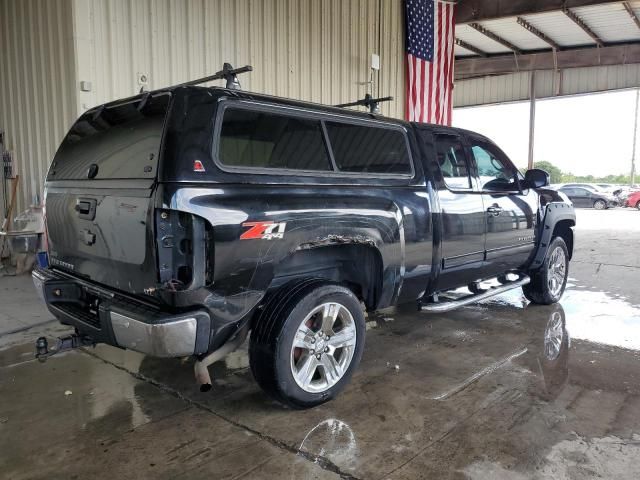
[386,362,401,371]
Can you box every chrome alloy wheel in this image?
[290,302,357,393]
[547,246,567,298]
[544,311,564,361]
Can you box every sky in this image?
[452,89,639,177]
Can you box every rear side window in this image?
[325,122,412,175]
[219,108,331,171]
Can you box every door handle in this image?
[487,206,502,217]
[75,198,97,220]
[75,201,91,214]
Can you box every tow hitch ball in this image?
[35,334,94,362]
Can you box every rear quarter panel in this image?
[159,181,434,328]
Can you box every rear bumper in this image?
[32,268,211,357]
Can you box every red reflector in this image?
[193,160,206,172]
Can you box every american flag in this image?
[405,0,456,125]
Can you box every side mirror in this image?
[523,168,550,189]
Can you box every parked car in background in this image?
[562,182,607,193]
[617,187,632,206]
[558,186,617,209]
[596,183,619,192]
[626,190,640,210]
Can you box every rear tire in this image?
[249,280,365,409]
[593,199,606,210]
[523,237,569,305]
[636,201,640,211]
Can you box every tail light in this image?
[155,209,209,290]
[42,201,49,252]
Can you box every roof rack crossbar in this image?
[336,94,393,114]
[175,63,253,90]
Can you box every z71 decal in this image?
[240,221,287,240]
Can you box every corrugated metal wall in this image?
[454,64,640,108]
[3,0,640,220]
[380,0,405,119]
[73,0,406,119]
[0,0,404,218]
[0,0,76,215]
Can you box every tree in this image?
[533,161,563,184]
[521,160,629,185]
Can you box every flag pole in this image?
[527,71,536,171]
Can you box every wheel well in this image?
[552,220,574,259]
[271,245,383,311]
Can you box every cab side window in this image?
[470,142,519,191]
[325,122,412,175]
[434,135,472,190]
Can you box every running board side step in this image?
[420,275,530,313]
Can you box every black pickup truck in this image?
[33,75,575,408]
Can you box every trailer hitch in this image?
[35,334,95,362]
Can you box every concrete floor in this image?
[1,208,639,479]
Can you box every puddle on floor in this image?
[298,418,359,470]
[560,288,640,351]
[0,349,187,467]
[469,278,640,352]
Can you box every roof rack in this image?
[336,94,393,114]
[175,63,253,90]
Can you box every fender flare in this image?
[528,202,576,271]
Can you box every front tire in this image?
[593,199,606,210]
[249,280,365,409]
[636,201,640,211]
[523,237,569,305]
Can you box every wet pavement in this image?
[1,208,640,479]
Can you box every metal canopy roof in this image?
[455,0,640,79]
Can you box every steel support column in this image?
[528,71,536,171]
[631,89,639,186]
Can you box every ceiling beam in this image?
[455,42,640,79]
[457,0,622,24]
[516,17,561,50]
[468,23,522,54]
[623,2,640,32]
[454,38,488,57]
[562,7,604,46]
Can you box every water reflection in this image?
[533,304,570,401]
[543,308,566,362]
[487,303,569,402]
